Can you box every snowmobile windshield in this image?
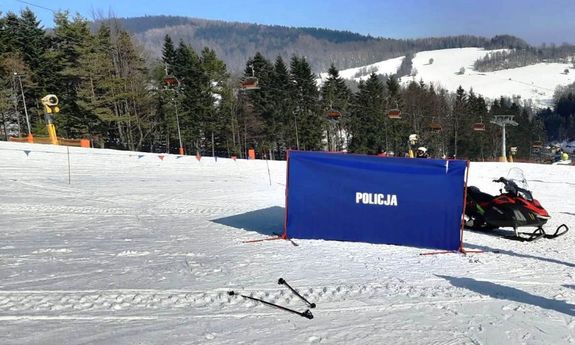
[497,178,531,200]
[505,168,533,200]
[506,167,529,190]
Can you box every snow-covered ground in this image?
[327,47,575,108]
[318,56,405,83]
[1,141,574,345]
[403,48,574,108]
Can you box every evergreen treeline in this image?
[474,44,575,72]
[1,10,158,151]
[537,82,575,141]
[0,9,559,161]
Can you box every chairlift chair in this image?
[326,110,341,120]
[240,77,260,90]
[472,122,486,132]
[387,108,401,119]
[163,75,179,87]
[429,117,442,132]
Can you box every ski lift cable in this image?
[16,0,56,13]
[500,76,556,92]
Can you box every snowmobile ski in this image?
[278,278,316,308]
[228,291,313,319]
[503,224,568,242]
[543,224,569,239]
[503,228,545,242]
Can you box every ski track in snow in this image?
[0,203,249,217]
[0,142,574,344]
[0,282,482,315]
[3,273,527,313]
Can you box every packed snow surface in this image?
[1,141,574,344]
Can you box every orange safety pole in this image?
[242,236,284,243]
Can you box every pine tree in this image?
[242,52,274,156]
[171,40,204,153]
[289,56,321,150]
[348,73,385,154]
[74,24,113,142]
[161,35,177,74]
[200,47,229,157]
[269,56,292,157]
[0,10,47,137]
[467,91,489,160]
[320,64,351,151]
[13,9,47,108]
[450,86,468,158]
[50,11,94,138]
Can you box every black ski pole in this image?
[228,291,313,319]
[278,278,316,308]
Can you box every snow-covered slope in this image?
[329,47,575,108]
[318,56,405,82]
[0,141,574,344]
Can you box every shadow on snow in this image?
[211,206,284,236]
[438,275,575,317]
[464,243,575,268]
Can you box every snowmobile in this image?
[464,170,568,241]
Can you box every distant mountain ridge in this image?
[108,15,530,73]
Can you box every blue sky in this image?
[2,0,574,45]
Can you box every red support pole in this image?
[458,160,471,253]
[283,150,292,239]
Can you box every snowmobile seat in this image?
[467,186,493,204]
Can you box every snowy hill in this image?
[319,56,405,82]
[321,47,575,108]
[0,141,574,344]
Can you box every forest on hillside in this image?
[1,9,574,161]
[474,45,575,72]
[114,15,529,73]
